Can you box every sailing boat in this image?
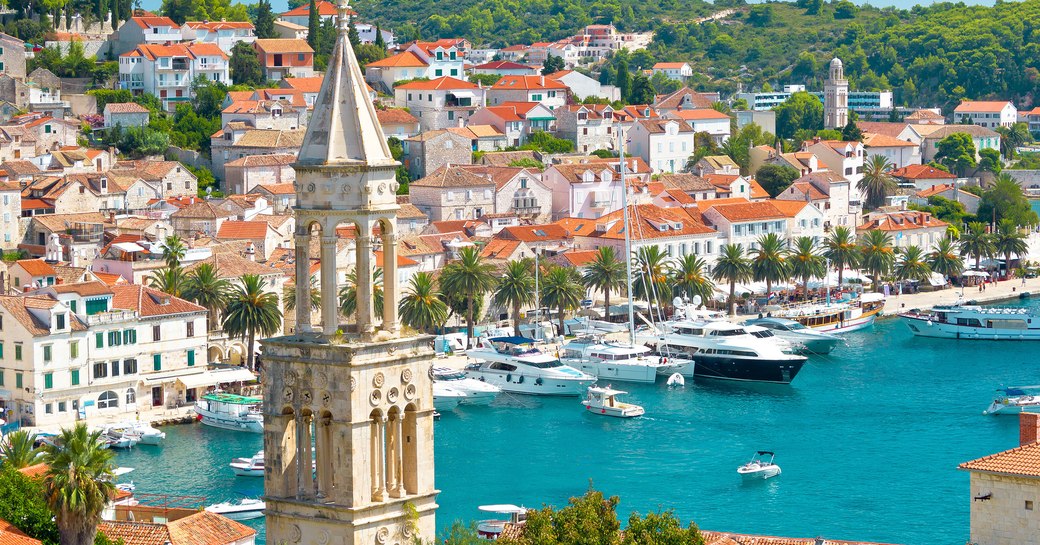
[559,131,692,383]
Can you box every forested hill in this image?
[353,0,1040,111]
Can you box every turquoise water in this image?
[113,306,1040,545]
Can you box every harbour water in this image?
[113,305,1040,545]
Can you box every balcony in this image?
[68,222,103,243]
[85,309,138,326]
[144,32,183,42]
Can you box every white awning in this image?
[927,271,948,287]
[142,371,191,385]
[450,91,475,99]
[177,367,257,389]
[112,242,146,252]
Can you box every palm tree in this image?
[750,233,788,297]
[161,234,187,269]
[671,253,715,304]
[929,237,964,283]
[632,246,671,308]
[823,226,861,287]
[860,230,896,285]
[0,430,40,468]
[582,247,626,320]
[540,265,584,337]
[223,274,282,371]
[184,263,231,331]
[439,246,497,346]
[399,272,448,333]
[994,218,1029,279]
[339,267,385,319]
[712,243,752,316]
[895,245,933,282]
[147,266,186,298]
[494,259,535,336]
[788,236,827,301]
[41,424,115,545]
[283,277,321,313]
[960,221,996,270]
[861,154,897,210]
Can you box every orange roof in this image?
[184,20,254,30]
[279,77,324,93]
[954,100,1013,113]
[374,250,419,267]
[499,224,571,243]
[748,179,769,199]
[668,109,730,121]
[769,199,810,218]
[480,239,522,260]
[17,463,47,478]
[216,220,270,239]
[491,75,568,91]
[367,51,427,68]
[132,16,178,29]
[93,272,126,286]
[110,284,205,317]
[653,62,689,69]
[396,76,478,91]
[281,0,354,17]
[889,164,956,180]
[15,259,56,277]
[556,249,598,267]
[586,205,715,240]
[857,210,948,232]
[960,441,1040,477]
[255,182,296,195]
[915,183,978,199]
[862,132,917,148]
[253,38,313,54]
[0,517,42,545]
[377,108,419,125]
[704,200,787,222]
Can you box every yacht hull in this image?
[467,372,594,396]
[903,315,1040,340]
[573,361,674,384]
[196,411,264,433]
[689,356,803,384]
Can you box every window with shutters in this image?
[71,369,79,386]
[124,359,138,375]
[96,332,104,348]
[43,345,51,362]
[153,325,161,341]
[187,322,194,337]
[15,373,22,389]
[187,350,195,367]
[153,354,161,371]
[93,362,107,378]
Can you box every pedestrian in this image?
[979,284,983,293]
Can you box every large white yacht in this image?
[432,366,501,405]
[743,317,843,354]
[193,393,263,433]
[639,308,807,384]
[902,303,1040,340]
[464,336,596,396]
[560,338,686,384]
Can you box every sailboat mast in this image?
[619,129,636,345]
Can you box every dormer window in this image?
[55,313,65,330]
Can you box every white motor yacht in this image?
[903,304,1040,340]
[582,386,644,418]
[229,450,265,477]
[737,451,781,480]
[744,317,842,355]
[432,382,467,412]
[205,498,265,520]
[475,504,528,539]
[641,312,807,384]
[560,337,686,384]
[984,386,1040,415]
[194,393,263,433]
[432,367,501,405]
[465,336,596,396]
[104,422,165,446]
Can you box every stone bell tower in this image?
[259,0,439,543]
[824,57,849,130]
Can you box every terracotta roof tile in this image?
[396,76,477,91]
[366,51,427,68]
[171,201,234,219]
[862,132,916,148]
[499,224,570,243]
[14,259,56,277]
[704,200,786,222]
[960,441,1040,477]
[856,210,949,232]
[110,285,205,317]
[224,154,297,168]
[131,16,178,29]
[104,102,149,114]
[479,238,522,260]
[281,0,354,17]
[411,166,495,188]
[166,510,256,545]
[637,118,694,134]
[0,518,42,545]
[279,77,324,93]
[44,281,113,297]
[376,109,419,124]
[254,183,296,195]
[0,296,86,336]
[216,220,270,240]
[185,253,282,278]
[491,75,568,91]
[954,100,1013,113]
[889,164,956,180]
[254,38,313,54]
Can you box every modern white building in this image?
[182,21,256,54]
[118,43,230,111]
[954,100,1018,129]
[664,109,731,145]
[651,62,693,81]
[627,118,696,174]
[394,76,485,131]
[488,75,568,111]
[108,16,183,58]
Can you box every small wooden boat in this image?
[581,386,644,418]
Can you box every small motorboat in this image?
[432,367,501,405]
[229,450,265,477]
[104,429,140,449]
[433,382,467,412]
[737,451,781,480]
[666,373,685,387]
[475,504,528,539]
[112,467,135,492]
[205,498,265,520]
[103,423,165,446]
[581,386,644,418]
[984,386,1040,415]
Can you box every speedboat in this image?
[744,317,842,354]
[639,308,807,384]
[194,393,263,433]
[432,367,501,405]
[560,337,686,384]
[465,336,596,396]
[112,467,135,492]
[103,428,140,449]
[737,451,781,480]
[230,450,265,477]
[205,498,265,520]
[475,504,528,539]
[903,303,1040,340]
[581,386,644,418]
[433,382,467,412]
[984,386,1040,415]
[103,422,165,446]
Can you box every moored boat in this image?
[902,304,1040,340]
[205,498,265,520]
[464,336,596,396]
[561,337,686,384]
[475,504,528,539]
[433,382,467,412]
[581,386,644,418]
[194,393,263,433]
[229,450,265,477]
[743,317,842,354]
[772,293,884,333]
[432,366,501,405]
[983,386,1040,415]
[737,451,781,480]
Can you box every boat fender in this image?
[535,377,543,386]
[662,357,668,364]
[478,376,485,382]
[506,374,512,383]
[517,375,525,384]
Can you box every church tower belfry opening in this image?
[259,0,439,543]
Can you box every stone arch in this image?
[375,217,398,334]
[402,403,418,495]
[227,342,247,366]
[207,344,226,364]
[369,408,386,501]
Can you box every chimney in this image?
[1020,412,1040,446]
[245,242,256,261]
[539,75,544,86]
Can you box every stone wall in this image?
[1005,170,1040,192]
[969,472,1040,545]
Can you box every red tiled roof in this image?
[889,164,956,180]
[216,220,269,240]
[474,61,534,70]
[281,0,354,17]
[491,75,568,91]
[224,154,297,168]
[556,249,598,267]
[131,16,178,29]
[105,102,149,114]
[857,210,949,232]
[376,108,419,125]
[499,224,571,243]
[279,77,323,93]
[915,183,977,199]
[959,441,1040,478]
[110,285,206,317]
[14,259,56,277]
[862,132,917,148]
[396,76,478,91]
[17,463,47,478]
[480,239,521,260]
[704,200,787,222]
[954,100,1013,113]
[0,518,42,545]
[367,51,427,68]
[653,62,689,69]
[668,109,730,121]
[254,183,296,195]
[253,39,313,54]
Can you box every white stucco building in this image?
[627,118,695,174]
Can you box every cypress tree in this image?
[306,0,319,49]
[374,24,386,49]
[615,59,631,104]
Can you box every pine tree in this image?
[254,0,275,38]
[306,0,319,49]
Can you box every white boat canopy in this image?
[478,505,527,514]
[112,467,135,476]
[177,367,257,389]
[963,270,990,277]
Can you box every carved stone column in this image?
[356,234,376,337]
[294,233,312,333]
[381,231,399,335]
[320,235,338,336]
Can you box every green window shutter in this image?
[70,341,78,359]
[0,371,4,386]
[153,354,161,371]
[43,345,51,362]
[96,332,104,348]
[0,342,4,358]
[71,370,79,386]
[44,373,52,389]
[15,373,22,389]
[187,350,195,367]
[70,301,77,314]
[14,345,21,361]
